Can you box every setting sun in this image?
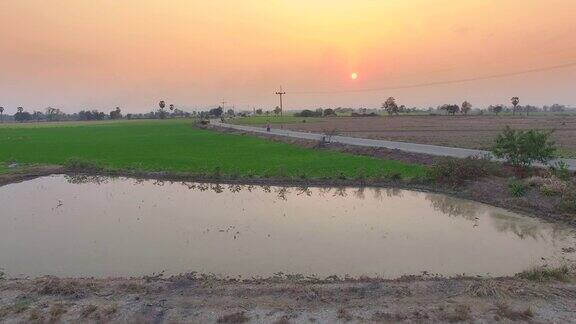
[351,72,359,80]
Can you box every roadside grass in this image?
[230,116,323,125]
[0,119,426,180]
[0,163,8,174]
[557,148,576,159]
[517,265,572,282]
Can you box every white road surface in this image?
[213,120,576,171]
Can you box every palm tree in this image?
[169,104,174,111]
[0,107,4,123]
[511,97,519,116]
[158,101,167,119]
[17,107,23,113]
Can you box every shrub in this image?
[294,109,322,117]
[491,126,557,169]
[508,180,526,197]
[428,156,495,186]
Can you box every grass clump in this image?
[65,157,103,171]
[550,161,571,181]
[526,176,568,196]
[517,265,571,282]
[442,304,471,323]
[496,303,534,321]
[508,180,527,197]
[559,190,576,213]
[217,311,250,323]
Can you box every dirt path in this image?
[1,275,576,323]
[214,120,576,171]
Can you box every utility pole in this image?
[221,99,227,109]
[275,87,286,116]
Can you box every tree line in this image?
[380,97,571,116]
[0,103,193,123]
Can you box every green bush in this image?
[491,126,556,169]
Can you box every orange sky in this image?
[1,0,575,113]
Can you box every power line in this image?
[275,87,286,116]
[290,61,576,95]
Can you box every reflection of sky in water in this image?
[0,175,574,279]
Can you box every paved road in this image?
[213,120,576,171]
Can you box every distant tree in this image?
[511,97,520,116]
[549,104,566,112]
[323,108,336,117]
[492,126,556,169]
[226,109,235,116]
[461,101,472,115]
[524,105,539,114]
[169,104,174,111]
[490,105,503,115]
[382,97,399,115]
[0,107,4,123]
[440,104,460,115]
[48,108,63,121]
[45,107,55,121]
[255,108,263,115]
[14,108,31,123]
[33,111,42,122]
[273,106,282,116]
[78,110,105,121]
[110,107,122,120]
[209,106,223,117]
[295,109,322,117]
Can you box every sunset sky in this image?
[1,0,575,113]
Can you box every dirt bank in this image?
[0,165,64,187]
[1,274,575,323]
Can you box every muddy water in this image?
[0,175,574,279]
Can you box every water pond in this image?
[1,175,574,279]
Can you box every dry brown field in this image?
[280,115,576,157]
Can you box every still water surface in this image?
[0,175,574,279]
